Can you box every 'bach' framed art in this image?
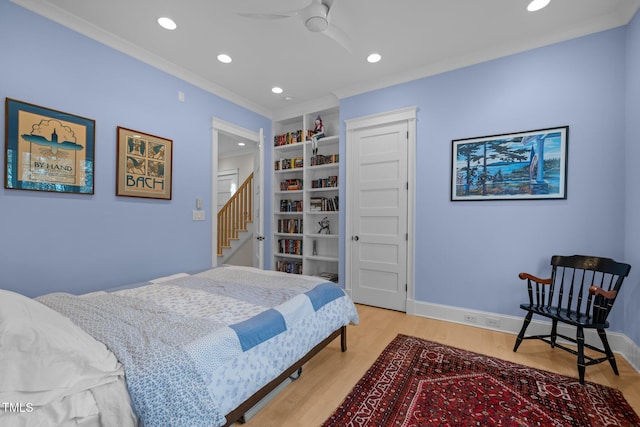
[116,126,173,200]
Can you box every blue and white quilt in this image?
[37,266,359,427]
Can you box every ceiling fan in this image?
[238,0,352,53]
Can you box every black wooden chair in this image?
[513,254,631,384]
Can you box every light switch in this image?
[192,210,205,221]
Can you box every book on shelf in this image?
[280,178,303,191]
[309,197,323,212]
[274,130,304,146]
[275,157,304,170]
[277,218,302,233]
[278,238,303,255]
[310,154,339,166]
[309,196,338,212]
[276,260,303,274]
[280,199,303,212]
[311,175,338,188]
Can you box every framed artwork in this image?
[5,98,95,194]
[116,126,172,200]
[451,126,568,201]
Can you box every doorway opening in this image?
[212,118,264,269]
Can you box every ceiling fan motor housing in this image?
[303,2,329,32]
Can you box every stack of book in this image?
[276,260,303,274]
[310,154,339,166]
[275,157,304,170]
[278,239,302,255]
[274,130,304,146]
[277,218,302,233]
[309,196,338,212]
[311,176,338,188]
[316,272,339,283]
[280,179,303,191]
[280,199,303,212]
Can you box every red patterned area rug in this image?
[323,334,640,427]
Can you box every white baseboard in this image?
[408,299,640,374]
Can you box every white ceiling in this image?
[12,0,640,120]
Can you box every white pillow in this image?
[0,289,124,406]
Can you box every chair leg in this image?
[577,327,586,384]
[597,329,619,375]
[513,312,533,352]
[550,319,558,348]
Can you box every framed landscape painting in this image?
[451,126,568,201]
[116,126,172,200]
[5,98,95,194]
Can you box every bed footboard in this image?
[224,325,347,426]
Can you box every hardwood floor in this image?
[244,304,640,427]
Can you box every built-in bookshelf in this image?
[272,107,340,283]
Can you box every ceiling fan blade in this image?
[323,23,352,53]
[322,0,336,13]
[237,12,294,20]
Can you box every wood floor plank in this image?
[243,304,640,427]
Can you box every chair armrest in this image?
[518,272,552,284]
[589,286,617,299]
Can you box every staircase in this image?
[217,173,254,264]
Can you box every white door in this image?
[253,129,265,269]
[346,108,415,312]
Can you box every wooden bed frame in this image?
[223,325,347,426]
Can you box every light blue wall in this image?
[340,27,634,337]
[1,1,637,346]
[0,1,271,297]
[624,11,640,346]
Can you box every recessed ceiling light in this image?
[527,0,550,12]
[367,53,382,63]
[157,17,177,30]
[272,87,283,94]
[238,142,245,146]
[217,54,232,64]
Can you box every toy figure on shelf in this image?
[318,216,331,234]
[311,115,324,156]
[313,115,325,139]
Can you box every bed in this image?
[0,265,359,427]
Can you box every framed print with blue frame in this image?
[451,126,568,201]
[5,98,95,194]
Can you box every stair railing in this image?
[217,172,254,256]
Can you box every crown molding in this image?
[9,0,273,119]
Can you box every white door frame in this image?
[345,107,417,314]
[211,118,264,269]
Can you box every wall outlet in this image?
[485,317,501,328]
[463,314,478,324]
[192,210,205,221]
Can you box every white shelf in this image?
[308,211,338,214]
[307,187,338,193]
[305,255,338,262]
[307,233,338,238]
[272,106,340,278]
[308,163,338,171]
[274,253,303,259]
